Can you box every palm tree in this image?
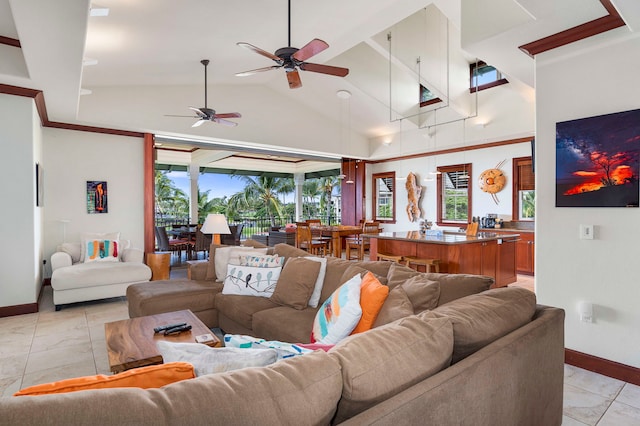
[227,176,293,226]
[319,176,340,224]
[155,171,189,223]
[302,180,322,218]
[197,188,229,223]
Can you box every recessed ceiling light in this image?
[80,88,92,95]
[83,58,98,66]
[336,90,351,99]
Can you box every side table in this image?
[146,252,171,281]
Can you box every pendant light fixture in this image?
[429,109,441,176]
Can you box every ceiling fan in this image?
[235,0,349,89]
[166,59,241,127]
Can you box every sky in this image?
[165,171,295,203]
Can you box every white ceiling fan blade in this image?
[188,107,207,119]
[192,119,207,128]
[213,118,238,127]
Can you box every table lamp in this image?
[201,214,231,245]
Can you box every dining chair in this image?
[155,226,191,260]
[193,225,212,259]
[295,222,330,256]
[306,219,332,252]
[346,221,380,260]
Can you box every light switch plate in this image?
[579,224,594,240]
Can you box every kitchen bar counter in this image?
[366,231,519,245]
[366,231,519,287]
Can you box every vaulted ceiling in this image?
[1,0,639,173]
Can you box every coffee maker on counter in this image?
[480,214,498,229]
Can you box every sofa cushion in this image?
[127,280,221,319]
[252,307,319,343]
[372,285,414,328]
[387,262,493,305]
[352,272,389,334]
[311,273,362,344]
[322,258,391,304]
[426,286,537,363]
[1,351,343,426]
[14,362,194,396]
[60,242,82,264]
[51,262,151,290]
[222,264,281,297]
[269,257,321,310]
[329,315,453,423]
[156,341,278,376]
[215,294,280,330]
[273,243,310,260]
[400,274,441,313]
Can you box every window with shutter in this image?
[513,157,535,220]
[437,164,472,225]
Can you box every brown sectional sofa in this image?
[0,243,565,425]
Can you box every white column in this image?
[294,172,305,222]
[189,163,199,224]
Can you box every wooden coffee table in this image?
[105,309,221,373]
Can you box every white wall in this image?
[368,139,531,232]
[536,30,640,368]
[42,128,145,277]
[0,94,43,307]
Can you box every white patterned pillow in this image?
[239,254,284,268]
[311,274,363,344]
[214,247,268,281]
[222,264,281,297]
[83,239,121,263]
[79,232,120,262]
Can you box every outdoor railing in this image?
[155,214,342,240]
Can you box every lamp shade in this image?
[201,214,231,235]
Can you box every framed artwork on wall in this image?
[556,108,640,207]
[87,181,108,213]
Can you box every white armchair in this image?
[51,240,151,310]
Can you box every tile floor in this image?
[0,272,639,425]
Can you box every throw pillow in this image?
[79,231,120,262]
[270,257,321,310]
[214,247,268,282]
[305,256,328,308]
[83,239,121,263]
[222,264,282,297]
[372,285,415,328]
[223,334,313,359]
[156,341,278,376]
[239,254,284,268]
[13,362,194,396]
[60,242,82,264]
[205,243,227,281]
[311,273,363,344]
[351,272,389,334]
[400,274,441,313]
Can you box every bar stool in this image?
[404,256,440,273]
[376,253,404,263]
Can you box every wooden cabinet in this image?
[494,230,535,275]
[515,233,535,275]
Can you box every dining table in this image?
[313,225,363,258]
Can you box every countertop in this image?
[365,231,519,245]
